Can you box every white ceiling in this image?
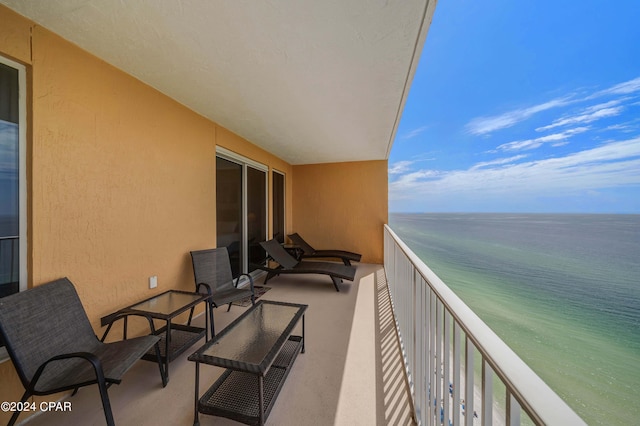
[1,0,435,165]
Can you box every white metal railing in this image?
[383,225,585,426]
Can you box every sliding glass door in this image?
[0,56,26,300]
[216,149,267,278]
[1,56,26,353]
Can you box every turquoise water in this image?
[389,213,640,426]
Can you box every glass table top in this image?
[191,301,307,371]
[127,291,206,316]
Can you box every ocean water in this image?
[389,213,640,426]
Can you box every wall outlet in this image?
[149,275,158,289]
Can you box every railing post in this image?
[465,336,474,426]
[435,300,443,424]
[507,391,521,426]
[482,360,493,425]
[429,288,437,425]
[443,311,451,426]
[453,323,461,426]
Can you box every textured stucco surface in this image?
[0,5,31,64]
[293,160,388,264]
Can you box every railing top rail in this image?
[384,224,585,425]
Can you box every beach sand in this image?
[430,359,507,426]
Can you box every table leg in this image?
[302,314,306,354]
[259,375,265,426]
[206,300,215,341]
[193,362,200,426]
[165,320,171,382]
[204,302,209,341]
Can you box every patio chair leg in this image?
[153,341,167,387]
[96,378,115,426]
[7,390,29,426]
[263,271,278,284]
[331,276,341,292]
[226,303,232,312]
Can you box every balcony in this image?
[15,227,585,426]
[20,262,415,426]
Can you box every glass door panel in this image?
[0,62,19,299]
[272,171,285,244]
[216,157,243,277]
[247,166,266,272]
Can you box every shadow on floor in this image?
[375,268,416,426]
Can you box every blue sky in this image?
[389,0,640,213]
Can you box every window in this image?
[216,148,267,278]
[0,55,27,354]
[272,171,285,243]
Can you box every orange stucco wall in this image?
[292,160,388,263]
[0,6,31,64]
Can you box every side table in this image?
[101,290,211,384]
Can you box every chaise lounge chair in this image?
[288,233,362,266]
[256,239,356,292]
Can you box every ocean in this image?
[388,213,640,426]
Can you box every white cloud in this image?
[536,101,625,132]
[495,127,590,152]
[401,126,429,140]
[582,99,627,114]
[605,122,640,133]
[390,137,640,201]
[591,76,640,97]
[470,155,528,170]
[465,97,572,136]
[464,77,640,137]
[388,160,414,175]
[393,169,441,186]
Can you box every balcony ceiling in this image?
[1,0,434,165]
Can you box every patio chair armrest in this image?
[29,352,107,392]
[196,282,212,296]
[234,273,255,292]
[100,311,158,342]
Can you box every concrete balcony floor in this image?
[21,264,415,426]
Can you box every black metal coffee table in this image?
[188,300,307,426]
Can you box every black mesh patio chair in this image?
[288,233,362,266]
[189,247,255,336]
[256,239,356,292]
[0,277,163,426]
